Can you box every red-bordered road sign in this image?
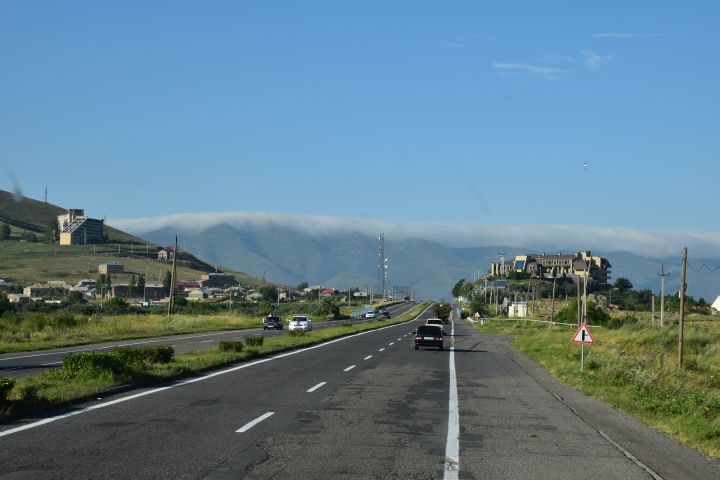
[571,322,596,344]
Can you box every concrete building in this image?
[99,262,124,274]
[58,209,104,245]
[200,272,236,287]
[23,284,55,298]
[144,284,166,301]
[111,284,130,298]
[157,247,176,261]
[187,289,209,301]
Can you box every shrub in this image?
[111,346,174,365]
[52,312,77,328]
[244,335,264,347]
[61,352,128,379]
[0,376,15,401]
[245,348,259,357]
[607,314,638,330]
[218,340,244,353]
[288,330,307,337]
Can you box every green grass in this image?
[1,303,429,420]
[473,319,720,459]
[0,313,264,353]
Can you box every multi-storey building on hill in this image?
[490,251,611,285]
[58,208,105,245]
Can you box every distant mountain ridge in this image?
[130,220,720,301]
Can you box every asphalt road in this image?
[1,308,718,479]
[0,303,416,378]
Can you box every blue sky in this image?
[2,1,719,232]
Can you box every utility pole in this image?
[576,276,581,326]
[550,272,557,323]
[583,261,590,323]
[167,236,178,318]
[678,247,688,369]
[658,265,669,327]
[651,296,656,326]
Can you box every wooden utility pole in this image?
[550,272,557,323]
[576,277,581,326]
[167,236,178,318]
[651,296,656,326]
[658,265,669,327]
[678,247,688,369]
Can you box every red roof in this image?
[321,289,337,294]
[175,281,200,288]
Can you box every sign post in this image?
[571,322,596,372]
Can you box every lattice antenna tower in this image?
[378,233,388,299]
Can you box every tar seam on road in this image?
[236,412,275,433]
[444,320,460,480]
[0,303,433,439]
[599,431,664,480]
[343,365,356,372]
[363,355,372,360]
[306,382,327,393]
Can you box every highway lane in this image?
[0,302,415,378]
[1,309,719,479]
[0,304,435,479]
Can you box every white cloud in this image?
[593,33,661,39]
[492,62,573,79]
[109,211,720,258]
[581,50,613,70]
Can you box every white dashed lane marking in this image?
[306,382,327,393]
[363,355,372,360]
[236,412,274,433]
[378,348,385,352]
[343,365,356,372]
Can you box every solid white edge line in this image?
[306,382,327,393]
[444,319,460,480]
[599,431,664,480]
[343,365,356,372]
[236,412,275,433]
[0,303,434,438]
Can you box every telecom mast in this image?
[378,233,388,299]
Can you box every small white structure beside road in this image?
[508,302,528,318]
[711,296,720,315]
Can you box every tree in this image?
[296,282,309,290]
[0,224,10,240]
[614,278,633,292]
[0,293,14,316]
[46,221,58,243]
[259,286,278,303]
[137,275,145,297]
[104,297,129,313]
[21,231,37,242]
[319,298,340,318]
[162,271,172,295]
[66,290,86,304]
[129,275,137,296]
[452,279,470,299]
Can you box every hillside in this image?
[128,220,720,301]
[0,189,265,288]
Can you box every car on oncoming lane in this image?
[365,311,376,319]
[288,315,313,331]
[263,314,283,330]
[414,325,444,350]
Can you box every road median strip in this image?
[0,303,430,428]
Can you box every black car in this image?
[379,309,391,319]
[263,315,283,330]
[414,325,444,351]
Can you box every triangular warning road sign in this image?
[571,322,596,344]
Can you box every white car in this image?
[365,311,376,319]
[425,318,445,330]
[289,315,313,331]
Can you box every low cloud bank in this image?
[111,211,720,258]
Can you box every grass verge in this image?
[473,319,720,459]
[0,302,429,421]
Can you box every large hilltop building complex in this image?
[58,209,105,245]
[490,251,611,285]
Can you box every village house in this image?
[99,262,124,274]
[187,289,209,301]
[7,293,30,304]
[111,284,130,298]
[200,272,236,288]
[157,247,176,261]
